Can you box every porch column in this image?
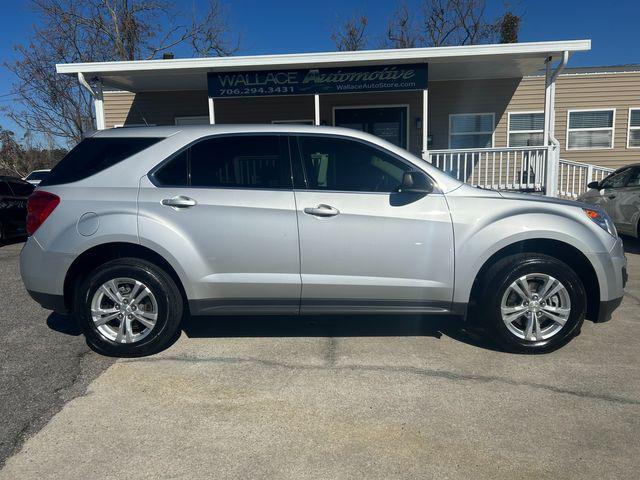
[93,80,105,131]
[543,57,558,197]
[314,94,320,126]
[422,88,428,160]
[208,95,216,124]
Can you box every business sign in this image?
[207,63,428,98]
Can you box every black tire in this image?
[478,253,586,353]
[75,257,183,357]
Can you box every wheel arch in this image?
[467,238,600,322]
[63,242,189,313]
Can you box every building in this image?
[56,40,640,197]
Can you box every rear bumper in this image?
[27,290,68,313]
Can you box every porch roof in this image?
[56,39,590,92]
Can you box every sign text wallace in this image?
[207,63,428,98]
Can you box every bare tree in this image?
[331,15,369,51]
[5,0,240,145]
[0,127,65,177]
[386,3,420,49]
[381,0,517,49]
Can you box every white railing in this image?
[428,146,548,191]
[557,159,614,199]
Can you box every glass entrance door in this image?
[334,106,408,149]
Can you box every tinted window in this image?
[190,135,290,189]
[154,150,189,186]
[0,181,12,196]
[626,167,640,187]
[601,168,631,189]
[25,171,49,181]
[296,136,408,192]
[41,137,161,186]
[8,180,34,197]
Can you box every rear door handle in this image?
[304,204,340,217]
[608,195,617,199]
[161,195,197,209]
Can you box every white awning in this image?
[56,40,591,92]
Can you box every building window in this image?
[508,112,544,147]
[449,113,494,149]
[567,109,615,150]
[628,109,640,148]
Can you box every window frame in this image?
[566,108,616,151]
[290,133,435,195]
[627,108,640,149]
[507,111,544,148]
[148,133,295,191]
[448,112,495,149]
[332,104,410,150]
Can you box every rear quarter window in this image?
[41,137,162,186]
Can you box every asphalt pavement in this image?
[0,241,114,468]
[0,239,639,479]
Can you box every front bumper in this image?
[595,295,623,323]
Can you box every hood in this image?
[498,190,595,210]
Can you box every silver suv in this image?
[20,125,626,356]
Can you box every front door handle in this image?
[161,195,197,209]
[304,204,340,217]
[608,194,617,199]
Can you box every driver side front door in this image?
[291,135,455,314]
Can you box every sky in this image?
[0,0,639,139]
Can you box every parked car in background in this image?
[20,126,626,357]
[578,164,640,238]
[24,169,51,186]
[0,176,34,242]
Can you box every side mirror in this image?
[398,171,433,194]
[587,181,600,190]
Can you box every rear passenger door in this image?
[138,134,301,315]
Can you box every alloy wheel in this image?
[90,277,159,344]
[500,273,571,341]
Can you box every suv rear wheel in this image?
[478,253,586,353]
[75,258,183,357]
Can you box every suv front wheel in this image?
[479,253,586,353]
[75,258,183,357]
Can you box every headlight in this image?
[583,208,617,237]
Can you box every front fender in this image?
[447,195,616,305]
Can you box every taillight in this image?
[27,191,60,236]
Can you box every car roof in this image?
[90,124,384,139]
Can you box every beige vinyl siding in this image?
[215,95,315,123]
[553,73,640,168]
[103,91,208,128]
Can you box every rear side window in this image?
[41,137,161,186]
[153,135,292,189]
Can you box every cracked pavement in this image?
[1,239,639,479]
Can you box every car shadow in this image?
[46,312,82,336]
[47,311,507,353]
[181,313,506,352]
